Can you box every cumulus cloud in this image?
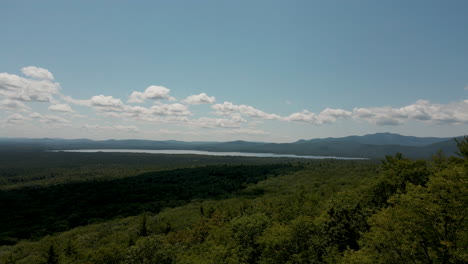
[61,95,91,106]
[65,94,126,112]
[5,113,29,124]
[3,66,466,139]
[0,99,31,112]
[212,102,281,120]
[21,66,54,80]
[183,93,216,105]
[0,68,60,102]
[127,92,145,103]
[90,95,124,109]
[28,112,70,124]
[128,85,176,103]
[286,108,352,125]
[352,106,406,126]
[48,103,74,113]
[353,100,468,126]
[150,103,191,116]
[191,114,246,128]
[287,100,468,126]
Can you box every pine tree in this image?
[138,214,148,237]
[46,244,59,264]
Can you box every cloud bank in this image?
[1,66,467,140]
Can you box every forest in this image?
[0,137,466,263]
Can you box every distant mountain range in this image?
[0,133,463,159]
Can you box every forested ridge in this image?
[0,137,466,263]
[0,132,461,159]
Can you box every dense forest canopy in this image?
[0,137,466,263]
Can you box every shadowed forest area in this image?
[0,137,466,263]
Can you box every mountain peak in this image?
[297,132,449,146]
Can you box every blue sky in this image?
[1,0,467,142]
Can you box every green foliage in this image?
[323,204,369,252]
[455,135,468,159]
[91,245,126,264]
[0,163,296,244]
[137,215,148,237]
[0,150,299,190]
[45,245,58,264]
[231,213,270,263]
[344,164,467,263]
[258,216,318,264]
[381,153,429,188]
[1,147,466,264]
[125,236,172,264]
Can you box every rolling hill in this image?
[0,133,462,159]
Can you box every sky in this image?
[1,0,467,142]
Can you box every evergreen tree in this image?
[46,244,59,264]
[455,136,468,159]
[138,214,148,237]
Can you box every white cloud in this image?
[48,103,74,113]
[29,112,42,119]
[352,100,468,126]
[408,100,468,124]
[352,106,412,126]
[62,95,91,106]
[150,103,191,116]
[182,93,216,105]
[70,98,192,122]
[21,66,54,80]
[286,108,352,125]
[227,128,269,135]
[0,99,31,112]
[125,105,151,116]
[212,102,281,120]
[127,91,145,103]
[191,114,246,128]
[128,85,176,103]
[65,93,192,122]
[113,125,139,133]
[90,95,124,108]
[3,66,467,140]
[42,115,70,124]
[27,112,70,124]
[285,111,314,123]
[64,94,127,113]
[66,94,126,112]
[5,113,29,124]
[82,124,139,133]
[0,70,60,102]
[145,86,174,100]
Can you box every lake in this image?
[55,149,368,160]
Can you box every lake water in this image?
[55,149,368,160]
